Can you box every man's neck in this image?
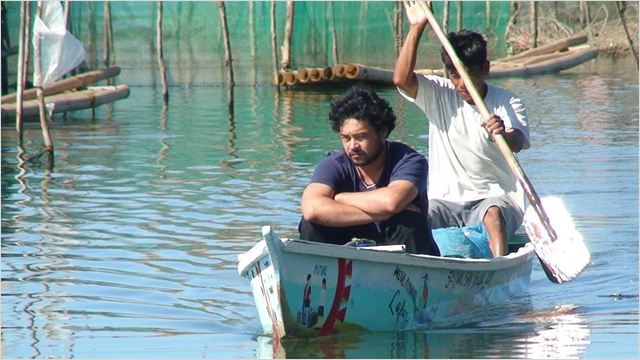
[356,142,387,186]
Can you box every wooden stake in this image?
[270,0,280,86]
[616,1,639,67]
[217,1,234,112]
[456,0,462,31]
[35,1,54,167]
[16,0,28,144]
[64,0,70,29]
[157,1,168,103]
[329,1,339,65]
[485,0,490,29]
[394,1,403,58]
[281,0,294,70]
[442,0,449,33]
[103,0,112,68]
[530,1,537,48]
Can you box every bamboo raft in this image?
[277,34,597,87]
[1,66,130,120]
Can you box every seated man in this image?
[298,87,440,256]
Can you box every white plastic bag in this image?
[32,1,86,86]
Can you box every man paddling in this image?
[393,1,530,257]
[299,87,440,256]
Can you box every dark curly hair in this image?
[328,87,396,137]
[441,30,487,72]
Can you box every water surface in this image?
[2,57,638,359]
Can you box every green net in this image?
[3,1,511,88]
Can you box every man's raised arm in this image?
[393,1,432,99]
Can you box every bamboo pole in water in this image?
[157,2,168,103]
[442,0,449,33]
[616,1,639,67]
[530,1,538,48]
[456,0,462,31]
[270,0,280,86]
[485,0,490,29]
[249,1,256,85]
[103,0,112,68]
[16,0,28,144]
[281,0,294,70]
[35,1,54,166]
[64,0,70,29]
[329,1,339,65]
[442,1,450,75]
[394,1,403,58]
[217,1,234,111]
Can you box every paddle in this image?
[414,1,590,283]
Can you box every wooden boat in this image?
[238,226,535,339]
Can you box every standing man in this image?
[393,2,530,257]
[299,87,440,256]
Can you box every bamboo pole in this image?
[500,33,588,62]
[2,66,121,103]
[157,2,168,103]
[616,1,639,67]
[442,1,450,75]
[217,1,234,112]
[281,0,294,70]
[103,0,112,68]
[16,0,28,144]
[2,85,131,118]
[530,1,537,48]
[394,1,403,58]
[249,1,256,85]
[35,1,54,167]
[64,0,70,29]
[329,1,339,65]
[456,0,462,31]
[485,0,490,29]
[270,0,280,86]
[442,0,449,33]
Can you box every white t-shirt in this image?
[399,75,530,210]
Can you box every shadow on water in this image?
[256,304,592,359]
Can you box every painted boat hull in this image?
[238,226,535,338]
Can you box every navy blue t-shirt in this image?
[310,141,429,224]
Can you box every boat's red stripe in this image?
[319,258,347,335]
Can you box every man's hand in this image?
[481,114,505,139]
[402,1,432,28]
[481,114,525,152]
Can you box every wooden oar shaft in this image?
[422,6,557,240]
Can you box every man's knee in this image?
[386,211,440,256]
[428,199,462,229]
[483,206,504,225]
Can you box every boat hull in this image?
[238,226,535,338]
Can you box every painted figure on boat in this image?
[298,87,440,256]
[393,1,531,257]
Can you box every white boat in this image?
[237,226,535,339]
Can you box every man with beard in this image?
[298,87,440,256]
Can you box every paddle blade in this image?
[523,196,590,283]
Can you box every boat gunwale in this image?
[279,238,536,272]
[238,227,536,277]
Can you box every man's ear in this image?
[482,60,490,76]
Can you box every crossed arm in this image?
[300,180,419,227]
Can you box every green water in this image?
[2,57,638,358]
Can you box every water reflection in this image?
[255,303,592,359]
